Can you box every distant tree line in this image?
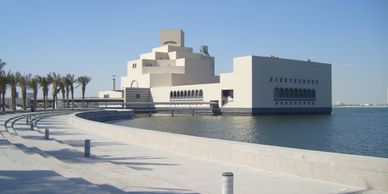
[0,59,92,111]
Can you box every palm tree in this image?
[0,59,6,70]
[29,76,39,110]
[59,78,66,109]
[0,59,6,109]
[38,75,51,110]
[0,70,7,111]
[64,74,76,109]
[77,76,91,109]
[49,73,61,109]
[7,72,18,111]
[16,72,32,110]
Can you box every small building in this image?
[101,29,332,115]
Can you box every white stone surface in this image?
[1,111,387,194]
[70,111,388,192]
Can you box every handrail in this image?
[3,110,76,135]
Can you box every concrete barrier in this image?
[76,110,134,122]
[68,110,388,192]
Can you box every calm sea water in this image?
[110,107,388,158]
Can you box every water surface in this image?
[110,107,388,158]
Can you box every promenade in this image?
[0,111,385,194]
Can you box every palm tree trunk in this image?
[22,88,27,110]
[43,93,46,110]
[11,87,16,111]
[66,88,70,108]
[45,92,48,110]
[1,91,5,111]
[52,94,56,110]
[33,89,37,110]
[61,90,65,109]
[71,87,74,109]
[82,87,85,109]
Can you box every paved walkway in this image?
[0,112,385,194]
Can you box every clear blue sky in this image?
[1,0,387,104]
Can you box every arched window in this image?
[274,88,279,99]
[199,90,203,98]
[170,91,173,98]
[191,90,195,97]
[180,91,183,97]
[279,88,284,98]
[130,80,138,88]
[302,89,307,98]
[298,88,302,98]
[284,88,289,98]
[312,89,316,99]
[173,91,177,98]
[184,90,187,98]
[195,90,199,98]
[289,88,294,98]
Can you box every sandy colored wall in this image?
[251,56,332,108]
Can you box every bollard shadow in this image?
[48,131,85,136]
[98,185,199,194]
[12,127,33,131]
[0,170,109,194]
[12,143,178,170]
[95,155,176,171]
[54,140,128,148]
[0,170,199,194]
[0,139,11,145]
[20,135,46,141]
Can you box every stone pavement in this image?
[0,112,385,194]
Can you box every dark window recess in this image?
[136,94,140,99]
[222,89,234,106]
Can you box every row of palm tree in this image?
[0,59,92,111]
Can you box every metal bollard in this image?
[45,128,49,140]
[222,172,234,194]
[84,139,91,157]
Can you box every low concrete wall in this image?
[76,110,134,122]
[68,110,388,192]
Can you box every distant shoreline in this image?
[333,105,388,108]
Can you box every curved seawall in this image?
[69,110,388,192]
[75,110,134,122]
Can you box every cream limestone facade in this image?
[100,29,332,115]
